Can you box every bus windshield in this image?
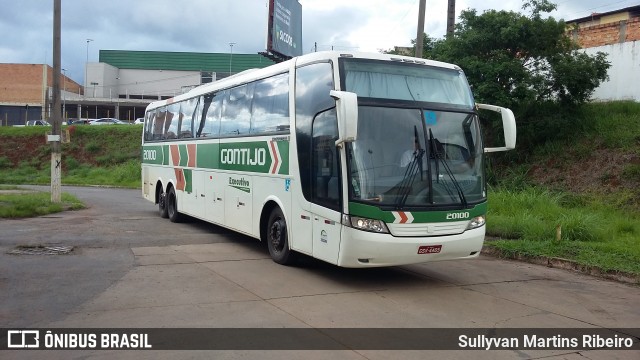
[340,58,474,109]
[340,59,484,209]
[346,107,484,209]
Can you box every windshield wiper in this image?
[429,129,467,207]
[395,148,425,210]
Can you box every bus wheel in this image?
[158,189,169,218]
[167,187,183,223]
[267,207,296,265]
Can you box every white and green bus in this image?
[141,51,516,268]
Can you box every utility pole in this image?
[50,0,62,203]
[415,0,426,58]
[446,0,456,38]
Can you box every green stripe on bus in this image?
[276,141,290,175]
[145,140,289,175]
[178,144,189,167]
[348,202,487,223]
[183,168,193,193]
[141,145,166,165]
[219,142,271,173]
[162,145,169,165]
[196,143,219,169]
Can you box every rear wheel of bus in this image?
[158,187,169,218]
[167,187,183,223]
[266,207,296,265]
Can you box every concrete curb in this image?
[481,245,640,285]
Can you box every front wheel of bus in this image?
[167,187,183,223]
[267,207,296,265]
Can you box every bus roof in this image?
[145,51,462,111]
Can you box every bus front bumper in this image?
[336,226,486,268]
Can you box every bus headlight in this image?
[467,215,486,230]
[343,215,389,234]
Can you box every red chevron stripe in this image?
[269,141,279,174]
[174,168,185,191]
[187,144,196,167]
[170,145,180,166]
[398,211,408,224]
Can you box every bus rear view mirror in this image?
[330,90,358,147]
[477,103,517,153]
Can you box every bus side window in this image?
[221,83,254,136]
[251,73,289,134]
[153,108,167,140]
[199,92,222,138]
[144,111,156,141]
[311,108,340,210]
[179,97,199,139]
[164,103,179,139]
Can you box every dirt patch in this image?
[0,130,100,171]
[0,134,48,167]
[528,147,640,204]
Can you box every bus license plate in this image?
[418,245,442,254]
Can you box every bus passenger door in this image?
[310,110,342,264]
[203,171,225,225]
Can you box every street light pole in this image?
[85,38,93,98]
[229,42,236,76]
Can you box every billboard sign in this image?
[268,0,302,58]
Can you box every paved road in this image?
[1,186,639,359]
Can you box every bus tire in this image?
[266,207,296,265]
[158,188,169,218]
[167,187,183,223]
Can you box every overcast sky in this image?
[0,0,636,84]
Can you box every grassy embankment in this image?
[486,101,640,277]
[0,125,141,188]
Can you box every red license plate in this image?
[418,245,442,254]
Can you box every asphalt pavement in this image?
[0,186,638,359]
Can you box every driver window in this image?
[311,108,340,211]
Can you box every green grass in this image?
[0,190,85,218]
[584,101,640,150]
[487,187,640,275]
[529,101,640,160]
[63,160,140,187]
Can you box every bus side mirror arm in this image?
[477,103,517,153]
[330,90,358,147]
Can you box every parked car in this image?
[26,120,51,126]
[67,119,92,125]
[134,118,144,125]
[90,118,128,125]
